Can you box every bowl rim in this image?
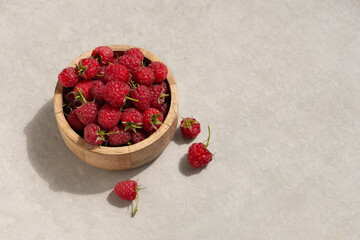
[54,45,178,155]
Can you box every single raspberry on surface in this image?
[148,62,168,84]
[84,123,116,146]
[91,80,105,101]
[129,85,151,112]
[149,84,169,109]
[114,180,141,216]
[91,46,113,65]
[103,81,130,108]
[158,102,169,117]
[107,125,131,146]
[142,108,163,132]
[95,66,107,81]
[67,109,85,131]
[121,108,143,132]
[131,129,148,144]
[104,64,131,84]
[76,102,98,125]
[160,81,170,94]
[187,126,213,168]
[97,103,122,130]
[124,48,144,62]
[77,58,99,80]
[74,80,94,101]
[133,67,155,86]
[58,67,79,87]
[180,118,201,139]
[118,55,141,74]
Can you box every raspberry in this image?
[104,64,131,84]
[77,58,99,80]
[95,66,107,81]
[149,62,168,84]
[58,67,79,87]
[67,109,85,131]
[109,57,119,64]
[97,103,122,130]
[76,102,98,125]
[91,80,105,101]
[107,125,131,146]
[158,102,169,117]
[84,123,107,145]
[180,118,201,139]
[131,129,147,144]
[142,108,163,132]
[187,126,213,168]
[129,85,151,112]
[74,80,94,101]
[121,108,143,131]
[103,81,130,108]
[124,48,144,62]
[133,67,155,86]
[114,180,141,216]
[149,84,168,109]
[91,46,113,65]
[160,81,170,94]
[118,55,141,74]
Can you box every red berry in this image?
[95,66,107,81]
[74,80,94,101]
[149,84,168,109]
[91,80,105,101]
[76,102,98,125]
[180,118,201,139]
[103,81,130,108]
[187,126,213,168]
[104,64,131,84]
[109,57,120,64]
[160,81,170,94]
[84,123,105,145]
[118,55,141,74]
[131,129,148,144]
[121,108,143,131]
[107,125,131,146]
[97,103,122,130]
[124,48,144,62]
[133,67,154,86]
[158,102,169,117]
[67,109,85,131]
[58,67,79,87]
[77,58,99,80]
[91,46,113,65]
[142,108,163,132]
[129,85,151,112]
[114,180,141,216]
[149,62,168,84]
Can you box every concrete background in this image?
[1,0,360,239]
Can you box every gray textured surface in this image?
[1,0,360,239]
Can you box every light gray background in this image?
[1,0,359,239]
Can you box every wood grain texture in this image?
[53,45,178,170]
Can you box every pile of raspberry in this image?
[58,46,170,146]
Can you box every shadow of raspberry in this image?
[24,100,154,194]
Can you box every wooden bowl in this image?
[53,45,178,170]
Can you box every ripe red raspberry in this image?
[91,46,113,65]
[158,102,169,117]
[118,55,141,74]
[187,126,213,168]
[114,180,141,216]
[133,67,155,86]
[149,62,168,84]
[84,123,107,145]
[103,81,130,108]
[109,57,120,64]
[129,85,151,112]
[95,66,107,81]
[104,64,131,84]
[97,103,122,130]
[131,129,147,144]
[142,108,163,132]
[160,81,170,94]
[180,118,201,139]
[74,80,94,101]
[77,58,99,80]
[67,109,85,131]
[107,125,131,146]
[124,48,144,62]
[121,108,143,131]
[58,67,79,87]
[76,102,98,125]
[149,84,169,109]
[91,80,105,101]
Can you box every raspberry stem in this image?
[205,126,210,148]
[76,88,87,103]
[159,94,169,98]
[126,96,139,102]
[133,188,139,217]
